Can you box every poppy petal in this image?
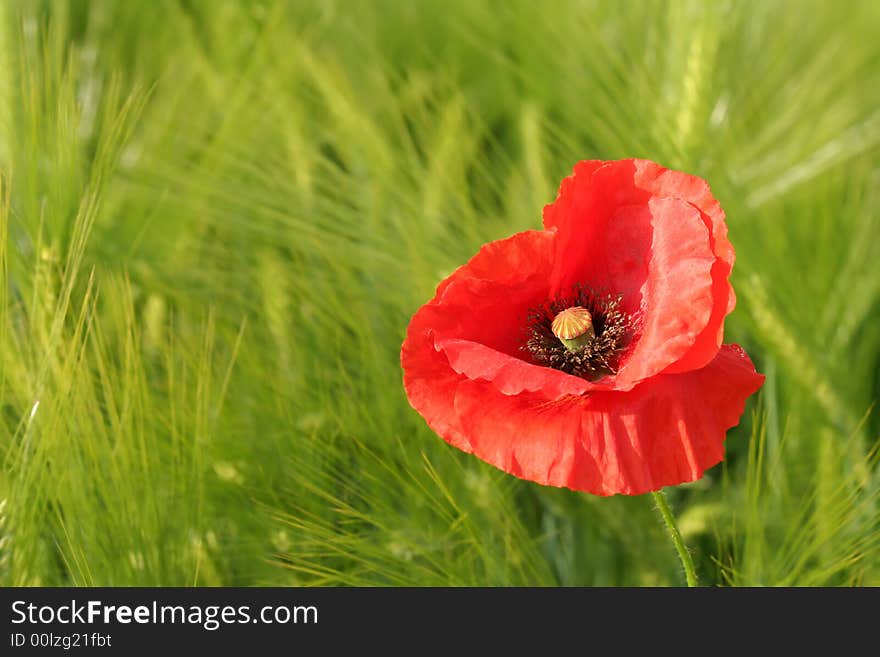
[614,197,717,387]
[542,158,733,382]
[634,160,736,373]
[430,230,555,357]
[407,229,614,398]
[436,338,602,397]
[403,343,764,496]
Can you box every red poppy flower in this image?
[401,158,764,496]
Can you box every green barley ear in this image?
[0,499,8,581]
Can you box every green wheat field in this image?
[1,0,878,587]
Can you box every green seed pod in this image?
[551,306,596,352]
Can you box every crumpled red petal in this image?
[413,229,616,399]
[402,342,764,496]
[610,197,716,388]
[543,159,735,384]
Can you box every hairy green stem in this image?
[651,489,698,587]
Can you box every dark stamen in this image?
[523,285,636,381]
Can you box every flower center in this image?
[551,306,595,352]
[523,285,635,381]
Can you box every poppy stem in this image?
[651,490,698,587]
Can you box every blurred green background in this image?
[1,0,878,586]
